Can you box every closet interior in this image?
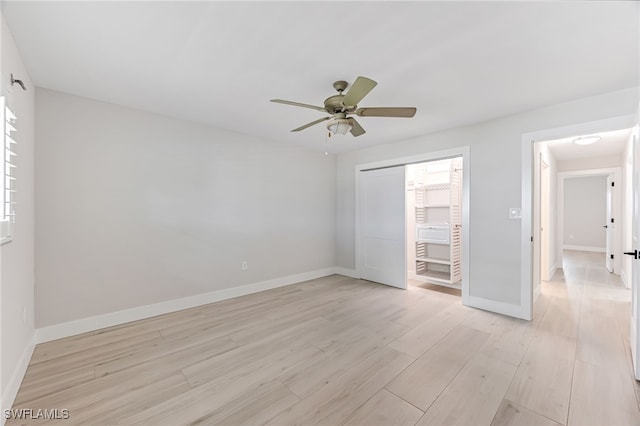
[406,157,463,289]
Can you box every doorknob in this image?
[624,250,638,259]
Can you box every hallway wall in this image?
[563,176,607,251]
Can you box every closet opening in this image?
[355,146,469,304]
[406,157,463,295]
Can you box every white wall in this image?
[35,89,336,329]
[0,11,35,416]
[337,87,638,314]
[557,155,623,172]
[563,176,607,250]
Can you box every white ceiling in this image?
[2,1,638,153]
[544,128,632,161]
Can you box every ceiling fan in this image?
[270,76,417,137]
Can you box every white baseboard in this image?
[35,267,337,344]
[334,267,358,279]
[563,245,606,253]
[622,268,631,289]
[549,262,558,279]
[544,263,558,282]
[465,296,529,320]
[533,283,542,302]
[1,335,35,421]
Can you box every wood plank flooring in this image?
[8,251,640,425]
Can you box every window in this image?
[1,96,16,244]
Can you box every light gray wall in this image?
[35,89,336,328]
[1,12,35,408]
[337,87,638,307]
[557,155,623,172]
[563,176,607,249]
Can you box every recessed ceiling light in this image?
[573,135,601,145]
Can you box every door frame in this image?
[540,158,551,281]
[556,168,621,272]
[521,114,636,320]
[355,146,470,303]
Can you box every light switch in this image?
[509,208,522,219]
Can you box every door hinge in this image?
[611,254,614,259]
[531,236,533,242]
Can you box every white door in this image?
[630,133,640,379]
[359,166,407,289]
[606,175,614,273]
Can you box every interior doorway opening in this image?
[406,157,463,296]
[355,146,470,305]
[533,127,634,296]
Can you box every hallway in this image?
[501,250,640,425]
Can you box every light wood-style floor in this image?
[9,250,640,425]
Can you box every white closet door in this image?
[359,166,407,289]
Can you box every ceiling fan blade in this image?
[341,76,377,107]
[355,107,417,118]
[349,118,366,137]
[291,116,330,132]
[270,99,327,112]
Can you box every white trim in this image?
[334,267,358,279]
[1,336,35,422]
[533,263,558,305]
[35,267,336,343]
[354,146,471,305]
[548,262,558,281]
[533,282,542,302]
[562,244,606,253]
[466,296,527,320]
[521,136,534,321]
[521,114,636,322]
[622,268,630,289]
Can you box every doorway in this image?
[533,128,631,295]
[523,117,640,380]
[406,157,463,294]
[355,147,470,304]
[521,115,637,321]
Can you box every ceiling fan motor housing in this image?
[324,95,353,113]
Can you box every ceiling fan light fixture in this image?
[573,135,601,145]
[327,118,352,135]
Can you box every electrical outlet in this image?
[509,207,522,219]
[241,261,248,271]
